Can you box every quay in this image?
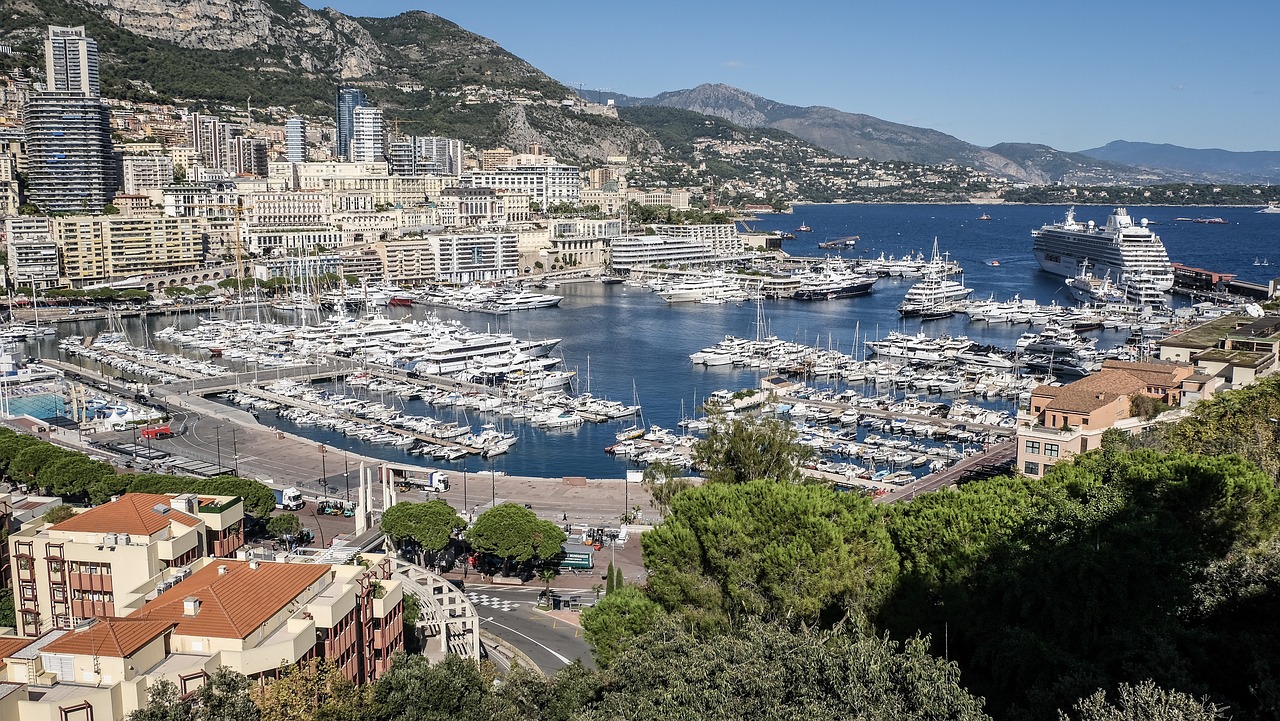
[873,439,1017,504]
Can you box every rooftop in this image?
[1159,315,1244,350]
[43,617,175,658]
[1033,369,1147,415]
[51,493,201,536]
[137,560,329,639]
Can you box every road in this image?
[464,583,595,672]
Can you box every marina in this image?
[7,203,1278,489]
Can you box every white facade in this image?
[284,117,306,163]
[350,106,385,163]
[608,235,718,271]
[121,155,175,195]
[462,164,581,207]
[45,25,99,97]
[5,217,60,290]
[430,232,519,283]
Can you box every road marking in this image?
[481,617,571,664]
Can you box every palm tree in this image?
[537,567,558,607]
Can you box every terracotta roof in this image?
[42,617,174,658]
[51,494,200,536]
[0,636,37,667]
[1100,359,1189,386]
[1041,369,1147,415]
[138,560,330,639]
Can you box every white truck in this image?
[272,486,304,511]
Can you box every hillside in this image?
[0,0,659,163]
[1081,140,1280,184]
[605,83,1190,186]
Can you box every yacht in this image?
[791,260,877,300]
[1120,272,1171,308]
[897,273,973,316]
[1064,260,1126,305]
[657,277,744,303]
[493,290,563,311]
[1258,202,1280,214]
[1031,207,1174,291]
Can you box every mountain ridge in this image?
[1079,140,1280,184]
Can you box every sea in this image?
[30,203,1280,480]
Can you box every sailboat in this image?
[978,211,992,221]
[615,381,646,442]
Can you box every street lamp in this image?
[343,451,350,503]
[319,444,328,492]
[229,428,239,476]
[214,426,222,471]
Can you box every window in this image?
[1024,440,1041,454]
[1023,461,1041,475]
[1045,443,1060,458]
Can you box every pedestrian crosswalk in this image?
[466,592,523,612]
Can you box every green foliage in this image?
[252,658,363,721]
[465,503,566,566]
[0,588,14,629]
[582,618,990,721]
[164,285,194,297]
[691,415,813,484]
[580,585,664,668]
[126,474,275,518]
[604,561,617,594]
[642,479,898,630]
[42,504,76,525]
[380,500,466,558]
[641,460,691,517]
[1060,681,1225,721]
[1128,394,1171,420]
[266,513,301,539]
[1158,373,1280,478]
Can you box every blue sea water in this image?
[41,204,1280,479]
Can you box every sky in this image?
[302,0,1278,152]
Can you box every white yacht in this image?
[897,273,973,316]
[1064,260,1126,305]
[658,277,743,303]
[1032,207,1174,291]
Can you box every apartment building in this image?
[24,92,115,214]
[649,223,744,255]
[431,232,519,284]
[0,556,404,721]
[0,152,19,215]
[462,163,581,207]
[1016,359,1202,478]
[120,154,175,195]
[284,116,306,163]
[4,217,60,291]
[1158,314,1280,387]
[8,493,246,638]
[55,215,207,286]
[608,235,720,271]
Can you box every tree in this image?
[266,513,301,539]
[127,475,277,518]
[164,285,194,297]
[466,503,566,575]
[537,567,558,606]
[691,415,813,484]
[580,586,664,668]
[604,561,617,594]
[380,500,467,566]
[580,618,990,721]
[126,679,192,721]
[0,588,15,628]
[641,460,691,517]
[193,666,259,721]
[252,658,364,721]
[42,504,76,525]
[642,479,898,630]
[1061,681,1225,721]
[194,284,215,297]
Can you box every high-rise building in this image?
[285,116,306,163]
[24,92,115,214]
[335,88,367,160]
[388,135,464,177]
[44,25,99,97]
[350,105,384,163]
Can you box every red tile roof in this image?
[138,560,330,639]
[51,494,201,536]
[42,617,174,658]
[0,636,37,667]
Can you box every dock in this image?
[874,439,1017,504]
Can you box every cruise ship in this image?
[1031,207,1174,291]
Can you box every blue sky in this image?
[304,0,1277,152]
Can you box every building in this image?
[335,88,367,161]
[388,135,463,177]
[188,113,246,173]
[349,106,384,163]
[0,554,405,721]
[120,154,174,195]
[8,493,246,637]
[23,92,115,214]
[5,217,60,291]
[225,136,269,177]
[284,116,306,163]
[649,223,743,255]
[1016,359,1201,478]
[0,148,19,216]
[462,163,581,207]
[44,26,99,97]
[608,235,719,271]
[480,147,513,171]
[251,254,343,282]
[430,232,519,283]
[54,215,207,286]
[1158,314,1280,387]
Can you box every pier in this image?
[873,439,1017,504]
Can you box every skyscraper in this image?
[24,92,115,213]
[45,25,100,97]
[285,117,306,163]
[335,88,367,161]
[349,106,385,163]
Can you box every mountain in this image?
[0,0,660,163]
[1080,141,1280,184]
[604,83,1190,185]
